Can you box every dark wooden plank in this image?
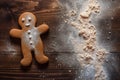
[0,0,77,80]
[0,0,120,80]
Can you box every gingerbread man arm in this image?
[37,24,49,34]
[10,29,22,38]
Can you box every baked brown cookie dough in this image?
[10,12,49,66]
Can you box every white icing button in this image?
[30,41,33,45]
[28,35,32,39]
[29,37,32,40]
[27,30,31,34]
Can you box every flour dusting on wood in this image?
[72,0,108,80]
[56,0,110,80]
[60,0,109,80]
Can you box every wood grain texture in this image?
[0,0,120,80]
[0,0,76,80]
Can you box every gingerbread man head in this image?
[18,12,37,29]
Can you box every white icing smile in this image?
[25,23,30,27]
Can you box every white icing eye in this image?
[28,17,32,22]
[21,18,25,23]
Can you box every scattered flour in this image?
[67,0,108,80]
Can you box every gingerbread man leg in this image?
[20,43,32,66]
[34,39,48,64]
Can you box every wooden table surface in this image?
[0,0,120,80]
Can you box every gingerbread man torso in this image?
[22,27,40,50]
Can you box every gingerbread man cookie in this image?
[10,12,49,66]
